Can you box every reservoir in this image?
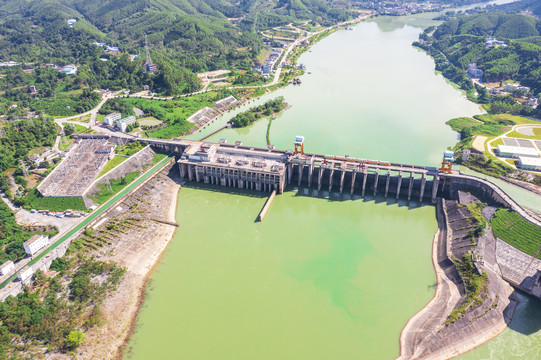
[127,6,541,360]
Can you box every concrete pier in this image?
[328,168,334,192]
[340,169,345,195]
[373,169,380,196]
[362,171,368,197]
[419,173,427,202]
[432,175,440,204]
[407,172,414,201]
[396,171,403,200]
[258,190,277,221]
[385,170,391,198]
[351,171,357,196]
[318,168,323,191]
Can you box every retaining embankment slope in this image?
[398,198,516,360]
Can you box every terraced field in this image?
[491,209,541,258]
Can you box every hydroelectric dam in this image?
[75,133,541,228]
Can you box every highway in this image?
[0,155,172,290]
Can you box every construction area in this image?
[37,139,114,197]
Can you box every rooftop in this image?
[497,145,539,156]
[179,143,287,174]
[518,156,541,167]
[24,234,47,246]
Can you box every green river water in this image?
[127,5,541,359]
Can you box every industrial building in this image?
[24,235,49,256]
[178,142,288,193]
[0,261,14,276]
[496,145,539,158]
[117,116,137,132]
[17,266,33,282]
[517,156,541,171]
[104,113,122,125]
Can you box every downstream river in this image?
[127,6,540,360]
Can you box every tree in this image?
[66,330,85,349]
[64,124,75,136]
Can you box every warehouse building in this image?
[517,156,541,171]
[496,145,539,158]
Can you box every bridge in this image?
[73,133,541,228]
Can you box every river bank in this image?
[72,166,181,359]
[399,198,517,360]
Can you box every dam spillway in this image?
[174,139,450,203]
[72,133,539,227]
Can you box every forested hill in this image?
[494,0,541,17]
[416,13,541,97]
[433,12,541,39]
[0,0,353,97]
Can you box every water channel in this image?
[127,4,541,359]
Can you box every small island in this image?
[229,97,288,128]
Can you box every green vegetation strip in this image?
[97,156,128,178]
[0,156,172,290]
[491,209,541,258]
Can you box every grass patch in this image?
[138,117,162,126]
[115,142,146,156]
[445,253,489,326]
[23,189,87,211]
[504,158,516,166]
[88,172,140,205]
[465,202,487,239]
[446,117,483,132]
[505,130,541,140]
[97,156,128,178]
[58,136,74,151]
[491,209,541,258]
[474,114,540,126]
[152,153,167,164]
[488,137,504,147]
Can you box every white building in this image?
[23,235,49,256]
[496,145,539,159]
[0,261,14,276]
[17,266,33,282]
[528,98,538,107]
[116,116,136,132]
[517,156,541,171]
[67,19,77,27]
[104,112,122,125]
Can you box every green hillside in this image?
[415,13,541,116]
[494,0,541,17]
[0,0,353,103]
